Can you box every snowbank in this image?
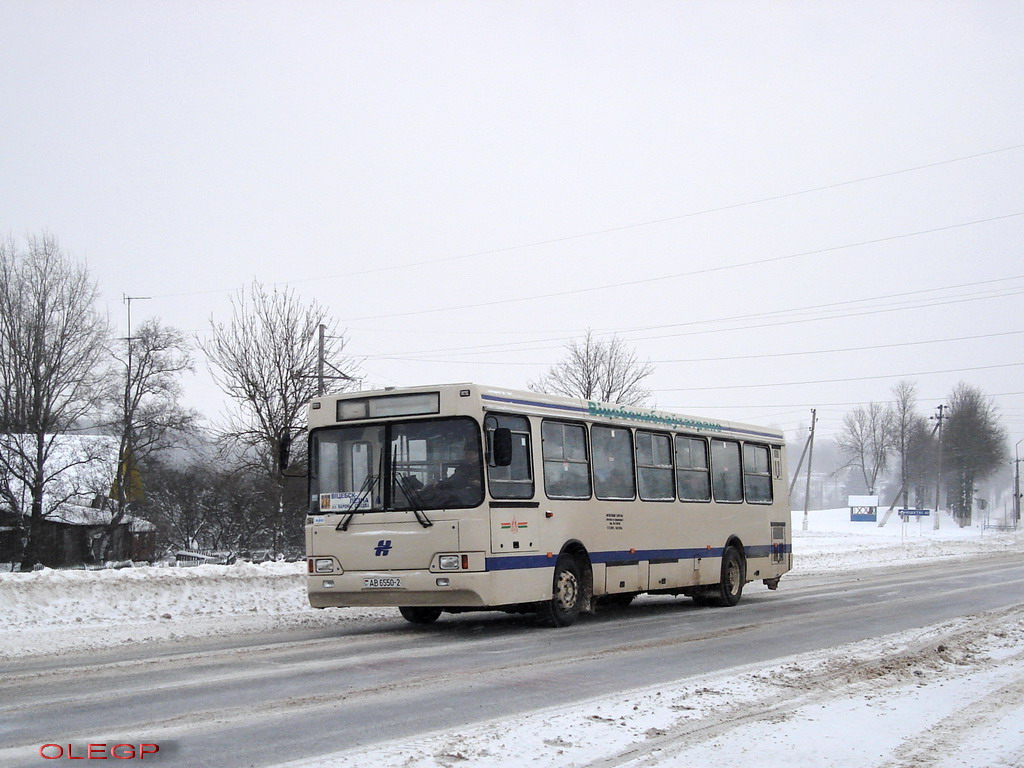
[794,506,1024,572]
[0,560,392,659]
[2,508,1021,660]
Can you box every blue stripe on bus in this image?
[485,543,792,572]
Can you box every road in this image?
[3,553,1024,768]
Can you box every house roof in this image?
[48,503,157,531]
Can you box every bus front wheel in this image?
[536,555,582,628]
[711,546,746,607]
[399,606,442,625]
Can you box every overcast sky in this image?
[3,1,1023,447]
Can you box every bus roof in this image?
[310,383,785,443]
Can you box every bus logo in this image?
[500,517,528,531]
[374,539,393,556]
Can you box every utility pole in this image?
[931,403,946,530]
[1014,438,1022,525]
[122,295,151,425]
[317,324,326,396]
[117,295,150,515]
[802,409,817,532]
[316,323,356,396]
[122,294,149,399]
[788,432,812,498]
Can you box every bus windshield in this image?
[310,417,483,514]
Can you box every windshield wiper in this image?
[338,451,384,531]
[393,471,434,529]
[338,473,378,531]
[391,445,433,529]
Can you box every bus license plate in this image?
[363,577,401,589]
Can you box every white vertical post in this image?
[802,409,816,532]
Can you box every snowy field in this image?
[3,508,1024,767]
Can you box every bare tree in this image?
[201,281,360,475]
[0,234,110,569]
[835,402,894,495]
[139,460,284,556]
[200,281,359,555]
[531,330,654,406]
[943,382,1007,526]
[135,460,212,553]
[98,318,199,559]
[892,380,933,507]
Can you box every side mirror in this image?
[491,428,513,467]
[278,433,292,473]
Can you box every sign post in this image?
[898,509,930,540]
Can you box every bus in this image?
[303,383,791,627]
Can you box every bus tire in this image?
[711,546,746,607]
[536,555,582,628]
[399,606,442,625]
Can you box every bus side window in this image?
[542,421,591,499]
[743,443,773,504]
[710,439,743,502]
[675,436,710,502]
[636,431,674,501]
[485,414,534,499]
[592,426,636,501]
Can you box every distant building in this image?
[0,435,157,567]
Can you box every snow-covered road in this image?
[279,604,1024,768]
[3,508,1023,767]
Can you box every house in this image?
[30,502,157,566]
[0,434,157,567]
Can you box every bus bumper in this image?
[306,568,548,609]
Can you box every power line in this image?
[650,329,1024,364]
[326,144,1024,278]
[342,211,1024,322]
[361,284,1024,361]
[360,273,1024,357]
[656,390,1024,411]
[655,362,1024,393]
[360,328,1024,366]
[142,144,1024,303]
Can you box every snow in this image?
[3,508,1024,767]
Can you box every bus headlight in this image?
[438,555,460,571]
[314,558,334,573]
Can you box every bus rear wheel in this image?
[399,606,442,625]
[536,555,582,628]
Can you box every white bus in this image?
[304,383,791,627]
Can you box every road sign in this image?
[899,509,931,518]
